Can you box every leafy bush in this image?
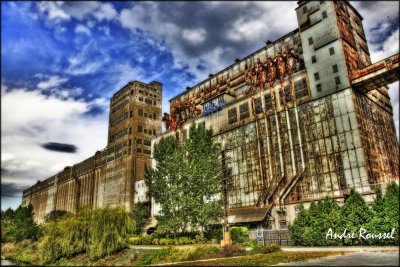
[205,225,223,242]
[218,243,246,257]
[248,244,281,255]
[290,185,399,246]
[230,226,249,244]
[129,234,197,245]
[185,244,220,261]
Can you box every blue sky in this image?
[1,1,399,210]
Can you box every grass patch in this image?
[169,251,351,266]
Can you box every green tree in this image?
[341,189,372,245]
[382,182,399,245]
[131,202,151,235]
[369,182,399,245]
[184,122,223,237]
[145,136,187,236]
[14,204,40,242]
[145,122,223,237]
[317,198,344,246]
[291,204,313,246]
[1,208,17,243]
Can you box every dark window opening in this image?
[335,76,341,85]
[316,84,322,92]
[308,37,313,45]
[329,47,335,55]
[228,108,237,124]
[264,94,273,111]
[239,102,250,120]
[311,55,316,63]
[254,97,263,114]
[314,72,320,81]
[332,64,338,73]
[322,11,327,19]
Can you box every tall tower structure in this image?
[296,0,398,187]
[102,80,163,210]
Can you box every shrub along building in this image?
[152,0,399,230]
[21,81,162,223]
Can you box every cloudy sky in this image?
[1,1,399,210]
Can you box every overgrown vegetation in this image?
[291,183,399,246]
[129,234,200,246]
[135,244,247,265]
[145,122,223,237]
[45,210,71,222]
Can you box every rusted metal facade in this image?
[152,0,399,230]
[22,81,162,223]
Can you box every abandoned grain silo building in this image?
[22,0,399,228]
[22,81,162,223]
[151,0,399,230]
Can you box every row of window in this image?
[138,109,157,120]
[110,128,129,142]
[136,139,151,146]
[138,96,157,106]
[137,125,157,136]
[138,89,158,99]
[136,148,151,155]
[111,112,128,127]
[111,99,128,114]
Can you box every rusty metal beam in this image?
[351,54,400,92]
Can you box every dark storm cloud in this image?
[120,2,298,75]
[1,182,26,197]
[41,142,78,153]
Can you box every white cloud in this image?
[182,28,207,45]
[369,28,399,62]
[1,82,109,190]
[66,41,109,75]
[75,24,91,36]
[93,3,117,21]
[37,2,117,24]
[37,2,70,21]
[37,75,68,90]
